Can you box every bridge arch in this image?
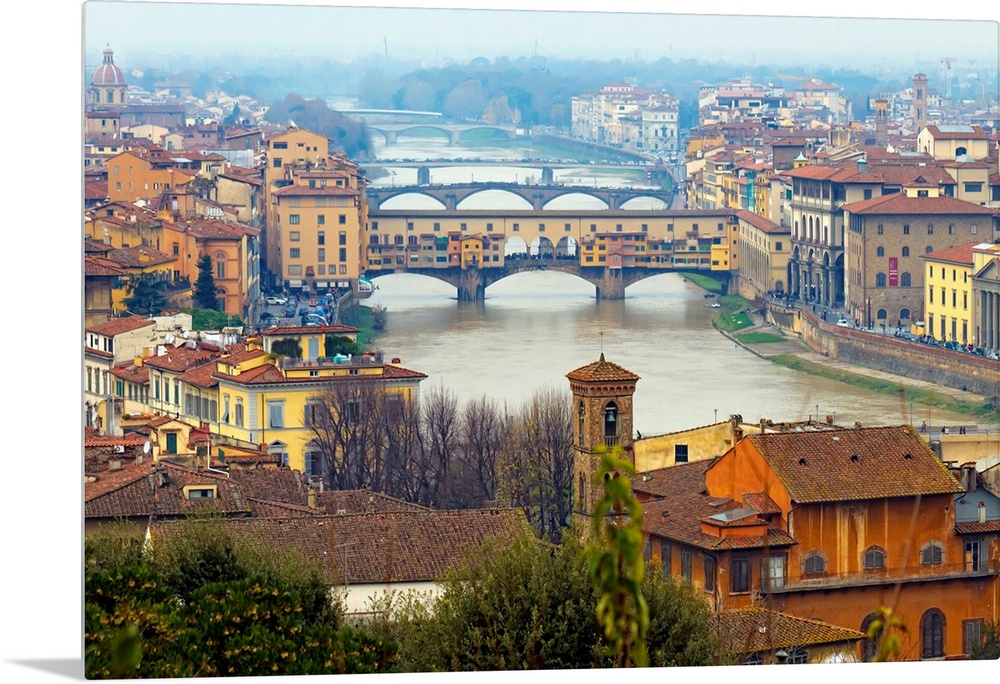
[455,188,533,210]
[556,236,578,257]
[620,196,669,210]
[543,192,610,210]
[529,236,556,258]
[378,192,447,210]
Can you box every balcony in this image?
[280,352,384,370]
[603,435,619,448]
[771,559,998,593]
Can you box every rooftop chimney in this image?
[857,157,867,173]
[980,501,987,524]
[307,488,317,510]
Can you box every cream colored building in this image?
[734,209,790,299]
[916,125,990,161]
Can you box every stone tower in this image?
[566,354,640,529]
[912,73,928,134]
[874,98,889,148]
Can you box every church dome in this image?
[91,46,127,87]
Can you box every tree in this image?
[193,254,219,311]
[366,528,721,672]
[123,272,168,316]
[84,519,398,678]
[586,446,649,667]
[970,620,1000,660]
[325,334,360,357]
[270,338,302,359]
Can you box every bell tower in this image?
[874,98,889,148]
[566,354,640,529]
[912,73,928,134]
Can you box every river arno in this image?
[363,272,968,436]
[360,134,969,435]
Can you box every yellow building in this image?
[263,127,330,286]
[735,209,790,298]
[922,242,977,344]
[100,245,177,314]
[212,332,426,475]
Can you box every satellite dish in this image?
[143,441,151,455]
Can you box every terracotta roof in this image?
[260,324,359,336]
[84,460,151,501]
[318,489,429,515]
[735,210,786,234]
[85,255,127,277]
[272,184,359,197]
[151,508,530,584]
[86,316,155,336]
[921,242,979,265]
[177,360,220,389]
[85,462,251,519]
[716,608,864,655]
[229,467,308,505]
[110,361,150,384]
[741,491,782,515]
[181,217,259,240]
[142,347,216,372]
[955,520,1000,534]
[635,459,713,498]
[841,192,995,216]
[743,426,963,503]
[104,245,176,268]
[924,125,988,140]
[83,427,148,449]
[247,498,320,517]
[566,354,641,383]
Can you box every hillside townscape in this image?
[74,7,1000,678]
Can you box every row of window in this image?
[288,231,348,245]
[396,222,725,234]
[863,610,984,660]
[928,288,968,310]
[286,214,349,225]
[803,539,986,574]
[286,248,349,262]
[287,264,349,276]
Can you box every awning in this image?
[287,279,302,287]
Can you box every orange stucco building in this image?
[637,424,998,662]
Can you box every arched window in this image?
[921,609,945,658]
[876,246,885,257]
[876,273,886,287]
[802,552,827,575]
[956,146,967,156]
[926,245,933,253]
[578,473,586,510]
[900,308,911,321]
[902,246,910,257]
[921,541,944,565]
[863,545,886,570]
[900,273,911,287]
[603,401,618,441]
[876,308,887,321]
[578,401,585,446]
[861,613,880,662]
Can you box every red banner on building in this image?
[888,257,898,287]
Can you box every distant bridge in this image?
[364,123,521,146]
[366,182,672,210]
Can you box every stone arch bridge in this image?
[365,123,519,146]
[366,182,672,211]
[367,259,728,302]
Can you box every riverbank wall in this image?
[768,302,1000,402]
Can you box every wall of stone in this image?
[787,307,1000,401]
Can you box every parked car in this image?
[298,306,308,316]
[836,318,850,327]
[265,295,287,306]
[284,304,296,317]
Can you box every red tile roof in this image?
[85,462,252,520]
[735,210,786,234]
[153,508,530,584]
[924,125,988,140]
[110,361,150,384]
[741,491,782,515]
[841,193,996,216]
[86,316,156,336]
[142,347,216,372]
[566,354,641,383]
[921,242,979,265]
[716,608,864,655]
[85,255,127,277]
[181,217,259,240]
[272,185,359,197]
[260,324,359,336]
[104,245,176,268]
[319,489,429,515]
[84,427,148,449]
[742,426,963,503]
[955,520,1000,534]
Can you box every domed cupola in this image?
[89,45,128,107]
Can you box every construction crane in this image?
[940,57,956,101]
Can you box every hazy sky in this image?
[83,1,999,71]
